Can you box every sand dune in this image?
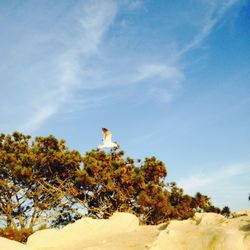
[0,211,249,250]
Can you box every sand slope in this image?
[0,237,32,250]
[150,212,250,250]
[0,211,249,250]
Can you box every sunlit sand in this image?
[1,211,249,250]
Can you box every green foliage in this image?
[74,150,170,223]
[0,131,226,241]
[221,206,231,217]
[0,132,82,231]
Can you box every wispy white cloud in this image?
[22,105,58,131]
[20,0,118,132]
[178,162,250,193]
[1,0,241,132]
[177,161,250,210]
[75,0,117,54]
[177,0,240,58]
[138,0,239,103]
[22,0,239,128]
[133,63,184,83]
[127,0,143,10]
[131,63,184,103]
[148,87,177,104]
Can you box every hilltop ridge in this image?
[0,211,249,250]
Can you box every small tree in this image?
[193,192,212,212]
[168,182,196,219]
[73,150,195,224]
[221,206,231,217]
[0,132,81,232]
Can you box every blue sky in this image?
[0,0,249,211]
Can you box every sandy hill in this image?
[0,211,249,250]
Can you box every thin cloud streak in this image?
[176,0,239,58]
[22,0,118,131]
[148,87,177,104]
[178,162,250,193]
[9,0,241,131]
[133,64,184,83]
[131,63,184,103]
[131,0,238,104]
[21,106,58,132]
